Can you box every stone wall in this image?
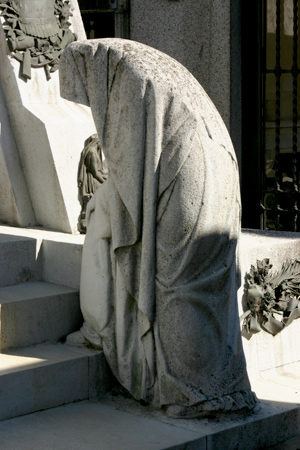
[0,0,96,233]
[130,0,231,129]
[129,0,242,169]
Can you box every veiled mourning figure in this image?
[60,39,258,418]
[78,134,108,233]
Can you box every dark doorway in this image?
[81,11,115,39]
[78,0,117,39]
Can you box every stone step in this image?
[0,371,300,449]
[0,225,85,289]
[0,282,82,351]
[0,343,110,421]
[0,233,42,287]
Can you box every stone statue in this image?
[78,133,108,234]
[0,0,76,79]
[60,38,258,418]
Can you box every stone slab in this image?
[130,0,231,129]
[97,371,300,450]
[0,343,109,421]
[260,361,300,389]
[266,435,300,450]
[0,234,42,287]
[42,239,84,289]
[0,282,82,350]
[0,82,35,227]
[0,372,300,450]
[0,225,85,288]
[0,400,205,450]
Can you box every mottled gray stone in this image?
[0,1,96,233]
[130,0,231,128]
[0,81,35,227]
[0,234,42,288]
[60,38,257,417]
[0,282,82,351]
[0,224,85,289]
[0,343,107,421]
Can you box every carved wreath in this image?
[0,0,77,79]
[241,258,300,337]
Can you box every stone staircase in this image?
[0,226,110,422]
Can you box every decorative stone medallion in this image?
[0,0,77,79]
[242,258,300,337]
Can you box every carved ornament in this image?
[0,0,77,79]
[241,258,300,337]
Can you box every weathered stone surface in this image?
[60,38,257,416]
[0,343,108,421]
[0,233,42,288]
[2,224,298,385]
[0,225,85,289]
[0,79,35,227]
[0,0,77,80]
[0,0,96,233]
[78,133,108,233]
[130,0,231,129]
[238,230,300,382]
[0,382,300,450]
[0,281,82,351]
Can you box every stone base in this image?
[0,374,299,450]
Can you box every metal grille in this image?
[261,0,300,231]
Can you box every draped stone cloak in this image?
[60,39,256,410]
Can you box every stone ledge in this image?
[0,343,110,421]
[0,225,85,288]
[0,377,299,450]
[0,281,82,351]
